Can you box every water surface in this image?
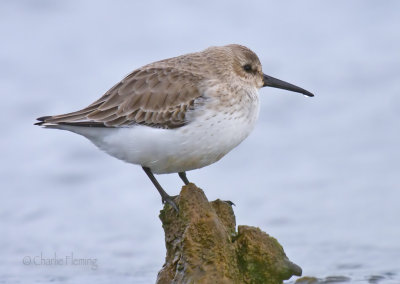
[1,1,399,283]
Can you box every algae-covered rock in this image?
[295,275,351,283]
[236,225,302,283]
[295,276,320,283]
[157,183,302,284]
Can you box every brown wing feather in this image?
[38,66,204,128]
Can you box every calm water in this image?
[1,1,399,283]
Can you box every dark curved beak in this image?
[263,74,314,97]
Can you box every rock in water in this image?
[157,184,302,284]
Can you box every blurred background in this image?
[1,0,399,283]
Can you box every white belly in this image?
[60,91,260,174]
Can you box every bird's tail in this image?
[34,103,104,127]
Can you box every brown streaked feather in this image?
[38,66,205,129]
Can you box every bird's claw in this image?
[223,200,235,206]
[162,195,179,212]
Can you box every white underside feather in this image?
[48,89,260,174]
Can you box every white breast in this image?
[62,87,260,174]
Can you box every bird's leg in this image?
[178,172,190,185]
[142,167,178,212]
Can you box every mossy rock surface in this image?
[157,184,302,284]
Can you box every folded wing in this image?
[36,66,204,129]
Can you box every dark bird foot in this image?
[163,195,179,212]
[223,200,235,206]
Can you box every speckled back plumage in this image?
[36,44,264,129]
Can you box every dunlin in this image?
[36,44,314,210]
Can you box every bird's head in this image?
[222,44,314,97]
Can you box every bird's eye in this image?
[243,64,252,73]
